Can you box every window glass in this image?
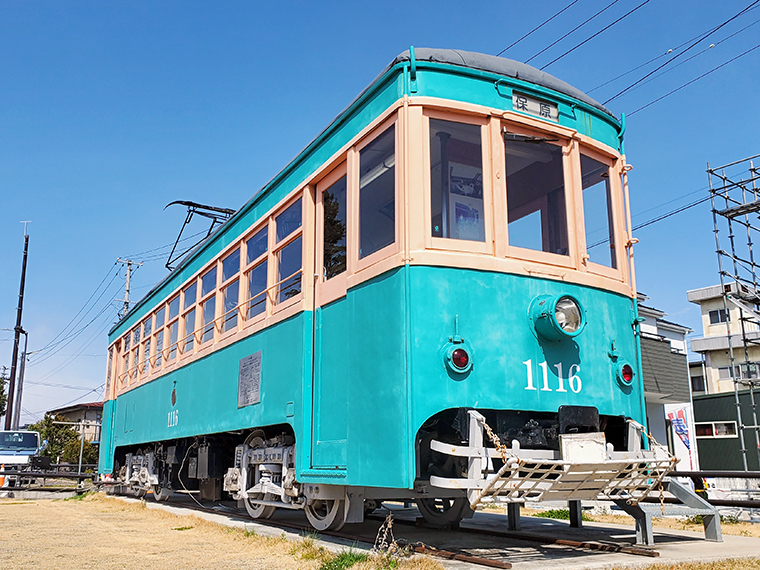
[247,262,267,318]
[222,248,240,282]
[581,154,616,268]
[155,330,164,368]
[202,267,217,297]
[323,175,347,280]
[430,119,485,242]
[123,354,129,379]
[168,296,180,320]
[709,309,727,324]
[132,326,141,346]
[168,322,178,361]
[360,125,395,258]
[247,227,268,263]
[184,309,196,352]
[718,366,731,379]
[143,316,152,338]
[132,346,139,376]
[276,199,302,242]
[715,422,737,436]
[695,423,714,437]
[124,333,130,352]
[201,295,215,343]
[691,375,705,392]
[184,283,197,310]
[277,236,302,303]
[141,340,150,374]
[223,279,239,331]
[155,307,165,329]
[505,135,568,256]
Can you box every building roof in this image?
[48,401,103,416]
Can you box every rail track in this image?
[104,488,663,569]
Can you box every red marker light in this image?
[452,348,469,369]
[622,364,634,384]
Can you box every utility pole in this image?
[116,258,142,319]
[5,222,31,430]
[11,332,28,430]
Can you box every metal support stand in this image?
[613,500,655,546]
[568,500,583,528]
[507,503,521,531]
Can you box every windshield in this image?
[0,431,39,451]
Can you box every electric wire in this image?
[496,0,581,57]
[525,0,623,64]
[33,262,119,354]
[617,15,760,99]
[540,0,652,70]
[603,1,760,105]
[628,42,760,116]
[587,28,715,94]
[120,229,207,260]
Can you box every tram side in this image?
[100,49,663,530]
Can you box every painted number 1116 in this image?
[523,359,581,393]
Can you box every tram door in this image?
[312,167,349,469]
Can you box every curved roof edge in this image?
[392,48,615,119]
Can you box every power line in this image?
[541,0,652,70]
[628,42,760,116]
[525,0,623,64]
[604,1,760,105]
[496,0,580,57]
[623,16,760,97]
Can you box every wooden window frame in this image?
[242,221,270,330]
[316,162,349,306]
[272,191,306,315]
[422,110,494,256]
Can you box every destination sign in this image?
[512,92,558,122]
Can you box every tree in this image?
[27,414,80,462]
[62,437,98,465]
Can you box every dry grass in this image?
[0,493,441,570]
[611,560,760,570]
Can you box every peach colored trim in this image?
[316,163,348,307]
[353,114,401,274]
[408,249,634,298]
[406,104,426,254]
[422,109,494,256]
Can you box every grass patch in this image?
[532,508,593,522]
[172,526,194,531]
[320,550,368,570]
[684,514,740,525]
[63,491,94,501]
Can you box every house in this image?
[637,294,698,470]
[47,401,103,442]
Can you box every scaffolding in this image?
[709,153,760,471]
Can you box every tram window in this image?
[202,267,217,297]
[142,338,151,374]
[201,295,216,344]
[184,283,197,310]
[168,321,178,361]
[581,154,616,268]
[143,316,152,338]
[247,228,268,263]
[247,262,267,318]
[359,125,395,258]
[429,119,485,242]
[323,175,347,280]
[276,199,302,242]
[155,329,164,368]
[505,137,568,256]
[133,325,141,346]
[184,309,196,352]
[223,279,239,331]
[277,236,302,303]
[222,248,240,283]
[155,307,165,329]
[168,296,179,320]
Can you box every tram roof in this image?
[387,48,614,118]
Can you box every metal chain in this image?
[479,415,512,464]
[625,419,678,512]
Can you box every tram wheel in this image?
[416,497,471,528]
[152,485,173,502]
[304,499,346,531]
[245,493,276,520]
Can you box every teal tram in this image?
[99,48,672,531]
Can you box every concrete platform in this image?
[116,495,760,569]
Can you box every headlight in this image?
[531,294,586,341]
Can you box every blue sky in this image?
[1,1,759,426]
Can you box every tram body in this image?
[99,49,663,529]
